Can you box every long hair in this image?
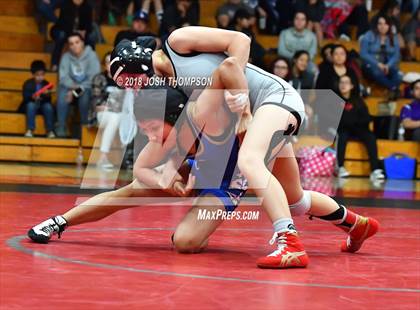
[271,56,291,80]
[339,74,360,105]
[372,14,395,46]
[292,50,309,74]
[320,43,336,63]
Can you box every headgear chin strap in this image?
[110,36,157,86]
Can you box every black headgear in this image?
[110,36,157,86]
[134,84,188,126]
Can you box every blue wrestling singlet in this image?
[182,108,248,212]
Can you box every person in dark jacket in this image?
[402,9,419,61]
[159,0,199,38]
[318,42,335,72]
[50,0,95,70]
[337,0,370,40]
[336,74,384,181]
[22,61,55,138]
[316,44,359,95]
[228,8,265,69]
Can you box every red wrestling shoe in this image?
[257,230,308,269]
[341,216,379,253]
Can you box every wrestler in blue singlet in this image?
[182,107,248,212]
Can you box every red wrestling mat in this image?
[1,192,419,309]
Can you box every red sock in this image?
[336,208,358,233]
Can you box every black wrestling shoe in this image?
[27,216,67,243]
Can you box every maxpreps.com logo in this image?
[197,209,260,221]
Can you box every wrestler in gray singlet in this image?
[162,40,306,127]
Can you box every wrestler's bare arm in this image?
[168,26,251,70]
[133,140,175,188]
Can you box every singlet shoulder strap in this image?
[175,104,202,157]
[186,103,237,143]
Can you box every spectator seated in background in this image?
[114,10,159,47]
[278,11,317,71]
[294,0,326,44]
[50,0,95,71]
[271,56,291,80]
[316,44,360,95]
[126,0,164,26]
[402,9,419,61]
[91,52,124,169]
[289,50,315,91]
[318,42,336,71]
[337,0,369,41]
[336,75,385,181]
[374,0,405,49]
[216,0,251,29]
[321,0,353,39]
[103,0,138,25]
[56,33,100,138]
[97,0,131,25]
[21,60,55,138]
[360,15,402,100]
[271,54,314,122]
[289,50,315,122]
[36,0,63,33]
[272,0,295,34]
[241,0,268,32]
[159,0,199,39]
[228,9,265,69]
[401,0,419,14]
[400,79,420,141]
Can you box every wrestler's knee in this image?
[172,232,205,254]
[289,190,312,216]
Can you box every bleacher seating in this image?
[0,112,47,135]
[0,136,80,163]
[0,91,22,111]
[0,32,44,52]
[0,16,38,34]
[0,70,57,90]
[0,51,51,70]
[0,0,34,16]
[0,0,418,177]
[365,97,411,116]
[96,44,114,62]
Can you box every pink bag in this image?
[301,177,337,196]
[297,147,336,178]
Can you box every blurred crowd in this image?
[21,0,419,173]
